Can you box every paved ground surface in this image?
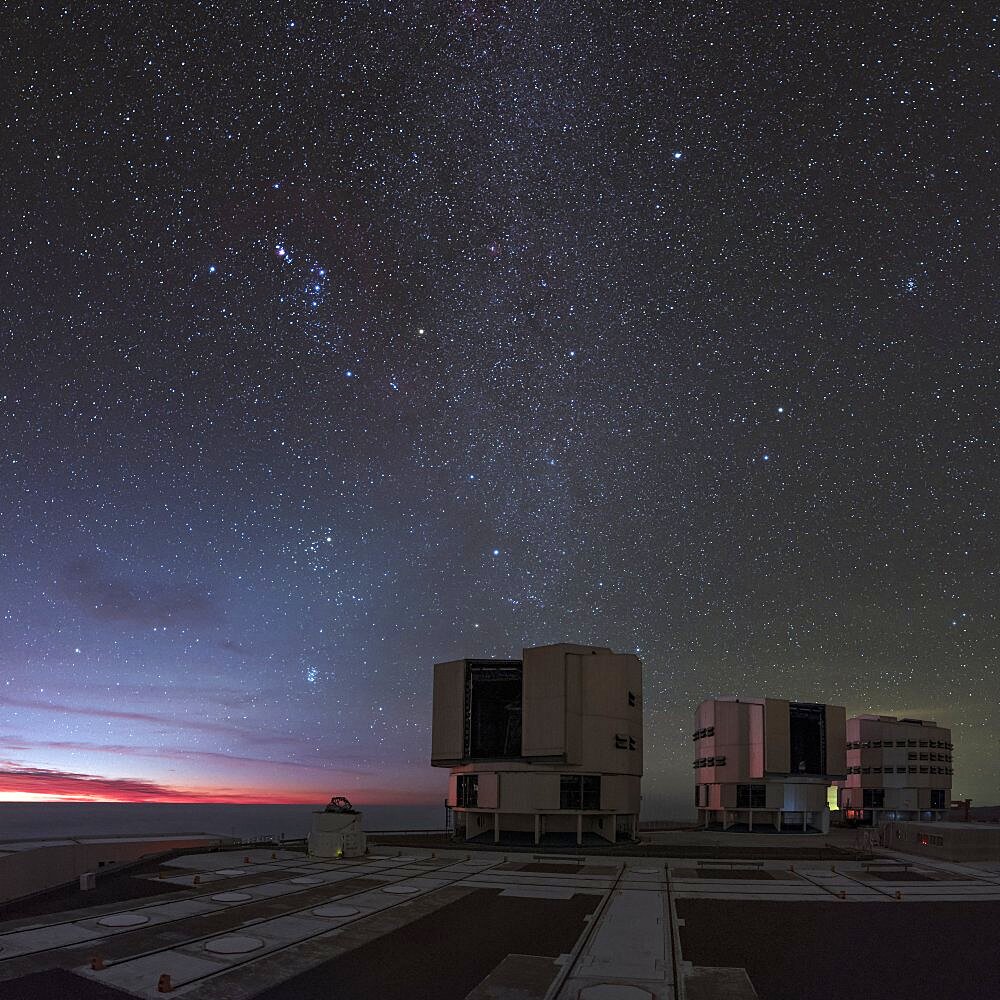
[0,848,668,999]
[2,840,998,999]
[0,968,132,999]
[252,888,596,1000]
[679,898,1000,1000]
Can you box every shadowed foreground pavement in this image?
[678,898,1000,1000]
[252,888,597,1000]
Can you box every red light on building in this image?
[919,834,929,846]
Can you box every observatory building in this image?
[431,643,643,845]
[839,715,953,825]
[308,796,366,858]
[693,697,847,832]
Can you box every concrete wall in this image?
[600,775,640,812]
[881,821,1000,862]
[0,836,224,904]
[478,772,499,809]
[498,770,560,811]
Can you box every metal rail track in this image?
[0,852,424,963]
[81,853,511,995]
[541,862,626,1000]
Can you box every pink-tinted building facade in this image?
[694,697,847,832]
[840,715,953,825]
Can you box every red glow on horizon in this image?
[0,765,440,807]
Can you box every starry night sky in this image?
[1,5,996,812]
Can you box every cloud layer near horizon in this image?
[0,761,299,803]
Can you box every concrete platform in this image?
[1,843,998,999]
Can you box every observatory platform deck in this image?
[1,845,999,999]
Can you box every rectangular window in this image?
[560,774,601,810]
[736,784,766,808]
[456,774,479,808]
[628,690,637,707]
[863,788,885,809]
[560,774,581,809]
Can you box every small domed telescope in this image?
[323,796,357,813]
[310,795,366,857]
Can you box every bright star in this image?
[672,150,683,160]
